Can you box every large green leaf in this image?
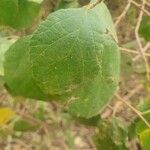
[30,2,120,118]
[4,2,119,118]
[0,0,18,26]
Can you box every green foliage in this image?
[33,105,46,121]
[93,118,128,150]
[0,0,41,29]
[14,119,39,132]
[129,100,150,150]
[135,115,150,150]
[4,2,120,118]
[139,16,150,41]
[139,129,150,150]
[136,100,150,134]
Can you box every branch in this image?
[115,0,132,26]
[133,43,150,61]
[132,1,150,16]
[119,47,150,57]
[113,85,143,116]
[88,0,103,9]
[115,94,150,128]
[135,0,150,80]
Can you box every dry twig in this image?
[88,0,103,9]
[132,1,150,16]
[119,47,150,57]
[115,0,133,26]
[113,85,143,116]
[133,43,150,61]
[115,94,150,128]
[135,0,150,80]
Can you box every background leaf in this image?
[9,0,41,29]
[139,129,150,150]
[0,0,18,26]
[0,0,41,29]
[139,16,150,41]
[93,118,128,150]
[14,119,39,132]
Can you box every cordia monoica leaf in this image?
[29,2,120,118]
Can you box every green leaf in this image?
[9,0,41,29]
[134,101,150,135]
[0,0,41,29]
[139,16,150,41]
[14,119,39,132]
[135,114,150,135]
[93,118,128,150]
[0,36,16,76]
[0,0,18,26]
[29,2,120,118]
[139,129,150,150]
[128,103,150,147]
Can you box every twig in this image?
[142,109,150,115]
[124,85,143,100]
[115,94,150,128]
[115,0,132,26]
[133,43,150,61]
[135,0,150,80]
[132,1,150,16]
[113,85,143,116]
[146,2,150,7]
[88,0,103,9]
[119,47,150,57]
